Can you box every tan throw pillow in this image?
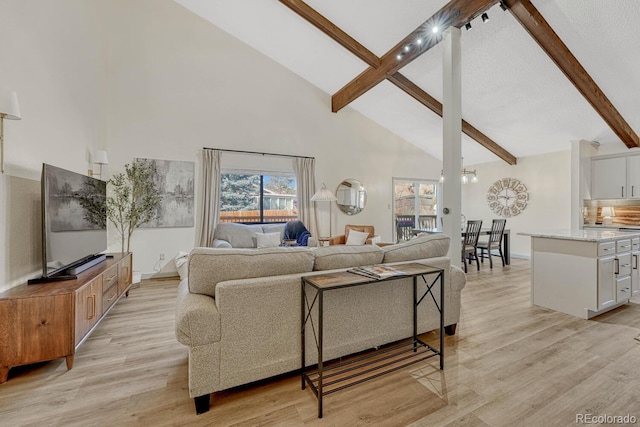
[345,229,370,245]
[256,232,281,248]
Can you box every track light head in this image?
[500,1,508,11]
[465,22,472,31]
[481,12,489,23]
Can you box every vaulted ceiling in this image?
[174,0,640,166]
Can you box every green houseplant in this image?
[107,159,162,254]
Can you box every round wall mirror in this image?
[336,178,367,215]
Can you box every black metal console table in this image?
[300,262,444,418]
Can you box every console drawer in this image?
[102,283,118,312]
[103,265,118,290]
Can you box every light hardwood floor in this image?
[2,259,640,426]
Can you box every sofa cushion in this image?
[345,229,370,245]
[213,223,265,248]
[256,232,281,248]
[188,247,314,297]
[382,233,451,263]
[313,245,383,271]
[260,223,286,240]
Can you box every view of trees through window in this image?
[393,179,439,242]
[220,173,297,223]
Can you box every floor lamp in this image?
[311,183,337,239]
[0,89,21,174]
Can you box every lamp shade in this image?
[0,89,21,120]
[94,150,109,165]
[310,184,337,202]
[601,207,615,217]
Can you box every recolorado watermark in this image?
[576,413,637,424]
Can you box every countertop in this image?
[583,224,640,230]
[518,229,640,242]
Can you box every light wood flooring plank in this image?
[1,261,640,426]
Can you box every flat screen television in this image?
[29,164,108,284]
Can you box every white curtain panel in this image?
[293,157,317,237]
[198,149,221,247]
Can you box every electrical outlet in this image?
[159,253,165,261]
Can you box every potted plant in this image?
[107,159,162,254]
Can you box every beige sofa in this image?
[212,222,317,248]
[174,233,466,414]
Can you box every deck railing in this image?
[395,214,437,241]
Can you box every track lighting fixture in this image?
[500,1,508,11]
[465,22,472,31]
[481,12,489,23]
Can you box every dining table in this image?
[412,228,511,265]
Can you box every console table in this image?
[0,253,132,383]
[301,262,444,418]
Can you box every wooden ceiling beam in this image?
[331,0,499,113]
[388,73,517,164]
[279,0,379,68]
[505,0,640,148]
[279,0,517,165]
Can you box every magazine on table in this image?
[347,264,407,280]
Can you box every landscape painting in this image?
[138,158,195,228]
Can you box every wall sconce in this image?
[93,150,109,179]
[0,89,22,174]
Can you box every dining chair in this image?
[462,219,483,273]
[477,219,507,268]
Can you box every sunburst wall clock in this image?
[486,178,529,218]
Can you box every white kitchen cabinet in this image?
[591,157,626,199]
[597,255,616,310]
[632,238,640,297]
[591,154,640,199]
[528,231,638,319]
[626,155,640,198]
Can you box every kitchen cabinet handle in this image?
[622,186,625,197]
[633,186,635,197]
[615,258,620,275]
[634,254,638,269]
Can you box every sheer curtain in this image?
[198,149,221,246]
[294,157,317,237]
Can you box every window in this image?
[220,173,297,223]
[392,178,440,242]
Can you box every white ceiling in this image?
[174,0,640,166]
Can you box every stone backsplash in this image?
[584,205,640,226]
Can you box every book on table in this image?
[347,265,407,280]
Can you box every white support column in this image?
[570,139,599,229]
[442,27,463,265]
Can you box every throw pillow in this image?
[345,229,370,245]
[255,232,281,248]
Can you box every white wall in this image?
[462,150,572,258]
[105,0,441,275]
[0,0,441,289]
[0,0,108,292]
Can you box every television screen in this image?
[41,164,108,278]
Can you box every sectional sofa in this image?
[174,233,466,414]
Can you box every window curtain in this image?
[293,157,317,237]
[198,149,221,246]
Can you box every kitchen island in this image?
[520,229,640,319]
